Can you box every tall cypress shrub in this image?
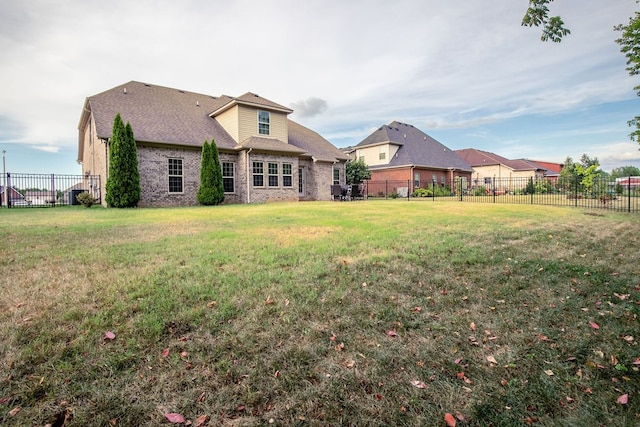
[197,141,216,205]
[197,139,225,205]
[210,139,225,205]
[105,113,141,208]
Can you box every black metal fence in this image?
[1,173,101,208]
[362,176,640,213]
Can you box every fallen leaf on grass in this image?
[162,348,170,358]
[104,331,116,340]
[411,380,427,389]
[545,370,554,376]
[633,357,640,365]
[617,394,628,405]
[622,336,634,343]
[487,355,497,365]
[453,357,463,364]
[164,413,185,423]
[589,321,600,330]
[195,414,209,427]
[386,330,398,337]
[335,342,345,351]
[8,407,20,416]
[444,412,456,426]
[470,322,476,332]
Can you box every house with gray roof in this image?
[77,81,349,207]
[350,121,473,195]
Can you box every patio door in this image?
[298,167,305,197]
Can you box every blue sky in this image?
[1,0,639,175]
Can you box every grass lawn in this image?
[0,201,639,426]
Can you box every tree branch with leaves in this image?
[521,0,570,42]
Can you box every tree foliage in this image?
[105,113,141,208]
[521,0,570,42]
[611,165,640,178]
[558,154,603,194]
[346,158,371,184]
[615,9,640,142]
[197,139,224,206]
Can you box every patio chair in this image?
[350,184,364,200]
[331,185,344,201]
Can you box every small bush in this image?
[76,192,95,208]
[412,188,433,197]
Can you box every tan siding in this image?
[356,143,395,166]
[237,105,288,142]
[216,106,240,143]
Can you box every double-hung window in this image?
[333,167,340,185]
[258,110,270,135]
[268,162,279,187]
[252,161,264,187]
[222,162,235,193]
[168,158,183,193]
[282,163,293,187]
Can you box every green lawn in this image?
[1,201,638,426]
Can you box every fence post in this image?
[385,180,388,199]
[531,179,534,205]
[493,175,496,203]
[628,176,632,213]
[574,175,578,207]
[6,173,11,208]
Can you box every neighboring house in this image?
[349,122,473,195]
[519,159,563,183]
[24,191,57,206]
[616,176,640,189]
[77,81,349,207]
[455,149,548,190]
[0,186,25,206]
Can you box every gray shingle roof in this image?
[85,81,237,149]
[356,121,472,171]
[288,121,350,162]
[236,136,307,155]
[79,81,345,162]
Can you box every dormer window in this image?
[258,110,270,135]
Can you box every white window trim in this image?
[222,161,235,194]
[168,158,184,194]
[258,110,270,136]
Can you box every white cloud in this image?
[0,0,638,173]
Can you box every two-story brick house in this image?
[77,81,348,207]
[350,121,473,195]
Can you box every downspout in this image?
[246,148,252,204]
